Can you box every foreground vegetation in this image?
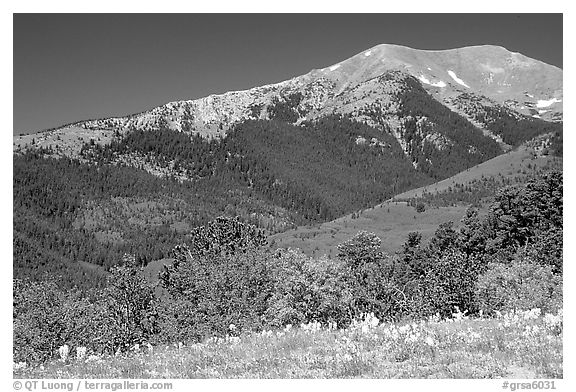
[13,171,563,378]
[14,308,562,378]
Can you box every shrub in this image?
[186,216,267,257]
[408,249,482,318]
[13,279,67,363]
[337,231,382,269]
[337,232,405,321]
[13,255,160,363]
[159,246,276,342]
[158,216,275,342]
[475,260,562,314]
[486,171,562,254]
[94,257,160,354]
[520,226,563,274]
[265,249,353,328]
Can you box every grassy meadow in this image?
[14,309,562,379]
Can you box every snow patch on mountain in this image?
[364,50,372,57]
[418,75,447,88]
[329,64,341,71]
[536,98,562,108]
[447,70,470,88]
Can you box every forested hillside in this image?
[395,76,503,178]
[452,92,563,148]
[13,150,294,289]
[13,99,563,290]
[82,116,434,220]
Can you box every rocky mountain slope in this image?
[14,44,562,163]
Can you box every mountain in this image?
[13,44,563,289]
[14,44,562,150]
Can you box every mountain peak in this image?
[14,42,562,157]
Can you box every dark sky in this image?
[13,13,563,134]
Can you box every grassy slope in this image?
[270,202,471,258]
[391,145,558,200]
[270,146,561,257]
[14,310,562,379]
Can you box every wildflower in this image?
[76,346,87,361]
[132,343,140,352]
[145,342,154,353]
[543,312,563,330]
[523,308,541,320]
[464,330,481,343]
[425,336,436,347]
[382,326,400,341]
[85,355,100,363]
[405,332,419,344]
[229,323,237,332]
[428,312,441,323]
[13,362,27,371]
[58,344,69,361]
[301,321,321,333]
[367,313,380,328]
[452,306,469,321]
[284,324,292,332]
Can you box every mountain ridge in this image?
[14,44,562,142]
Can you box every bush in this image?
[159,246,276,342]
[337,231,382,269]
[158,216,276,342]
[486,171,562,254]
[265,249,353,328]
[95,258,160,354]
[475,260,562,314]
[13,255,160,363]
[187,216,267,257]
[521,226,563,274]
[13,279,68,363]
[408,249,483,318]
